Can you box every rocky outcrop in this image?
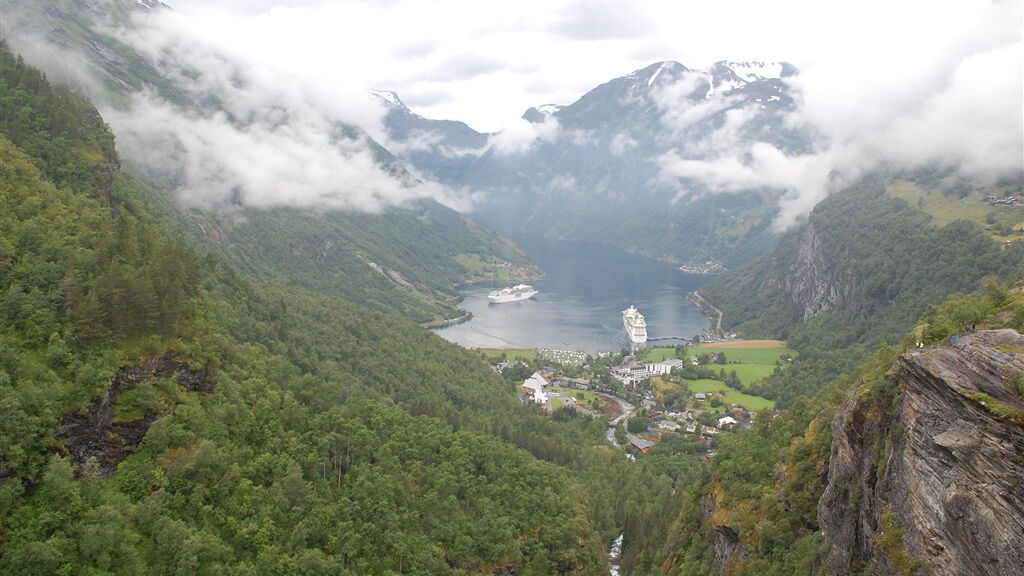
[60,352,211,475]
[776,222,860,321]
[819,329,1024,575]
[701,485,747,569]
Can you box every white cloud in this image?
[9,0,1021,224]
[104,92,460,212]
[487,116,561,155]
[87,6,472,213]
[609,133,637,155]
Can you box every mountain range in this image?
[377,59,809,267]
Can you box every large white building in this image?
[521,372,550,405]
[645,358,684,376]
[612,358,685,385]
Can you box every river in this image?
[435,239,710,354]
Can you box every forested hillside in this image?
[642,282,1024,576]
[702,177,1024,403]
[4,0,539,325]
[642,168,1024,575]
[0,44,680,574]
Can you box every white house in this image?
[718,416,738,428]
[533,388,549,406]
[522,372,548,395]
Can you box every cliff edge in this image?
[819,329,1024,575]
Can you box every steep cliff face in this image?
[819,329,1024,575]
[773,222,860,321]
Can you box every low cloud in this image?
[487,115,561,154]
[108,7,472,213]
[609,133,637,155]
[105,92,461,212]
[652,15,1023,231]
[429,53,507,82]
[549,0,655,40]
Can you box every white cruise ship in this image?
[488,284,539,304]
[622,305,648,345]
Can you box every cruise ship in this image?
[488,284,539,304]
[622,305,648,346]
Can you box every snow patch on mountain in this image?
[723,61,785,82]
[370,89,407,110]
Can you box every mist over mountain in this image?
[1,0,538,324]
[376,49,1022,266]
[375,60,811,266]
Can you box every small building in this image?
[718,416,738,428]
[694,392,707,402]
[557,377,591,389]
[630,437,655,454]
[521,372,551,407]
[658,420,680,432]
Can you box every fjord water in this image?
[435,239,710,354]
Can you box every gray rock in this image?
[818,330,1024,576]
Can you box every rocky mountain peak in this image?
[521,103,564,123]
[370,89,409,112]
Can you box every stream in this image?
[609,533,624,576]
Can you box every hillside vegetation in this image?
[702,177,1024,403]
[642,281,1024,576]
[4,1,538,325]
[0,44,679,575]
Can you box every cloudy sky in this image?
[163,0,1022,133]
[12,0,1018,219]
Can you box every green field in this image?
[548,386,606,411]
[887,180,1023,243]
[642,340,794,389]
[682,379,776,411]
[476,348,537,362]
[642,346,679,362]
[687,343,793,365]
[711,363,778,384]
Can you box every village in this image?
[485,339,792,459]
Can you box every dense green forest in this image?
[702,177,1024,404]
[0,43,690,574]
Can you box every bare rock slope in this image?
[819,329,1024,575]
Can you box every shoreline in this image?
[688,291,723,335]
[422,311,473,329]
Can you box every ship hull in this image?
[487,284,538,304]
[488,290,538,304]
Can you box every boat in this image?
[488,284,539,304]
[622,305,648,346]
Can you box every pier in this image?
[646,336,693,343]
